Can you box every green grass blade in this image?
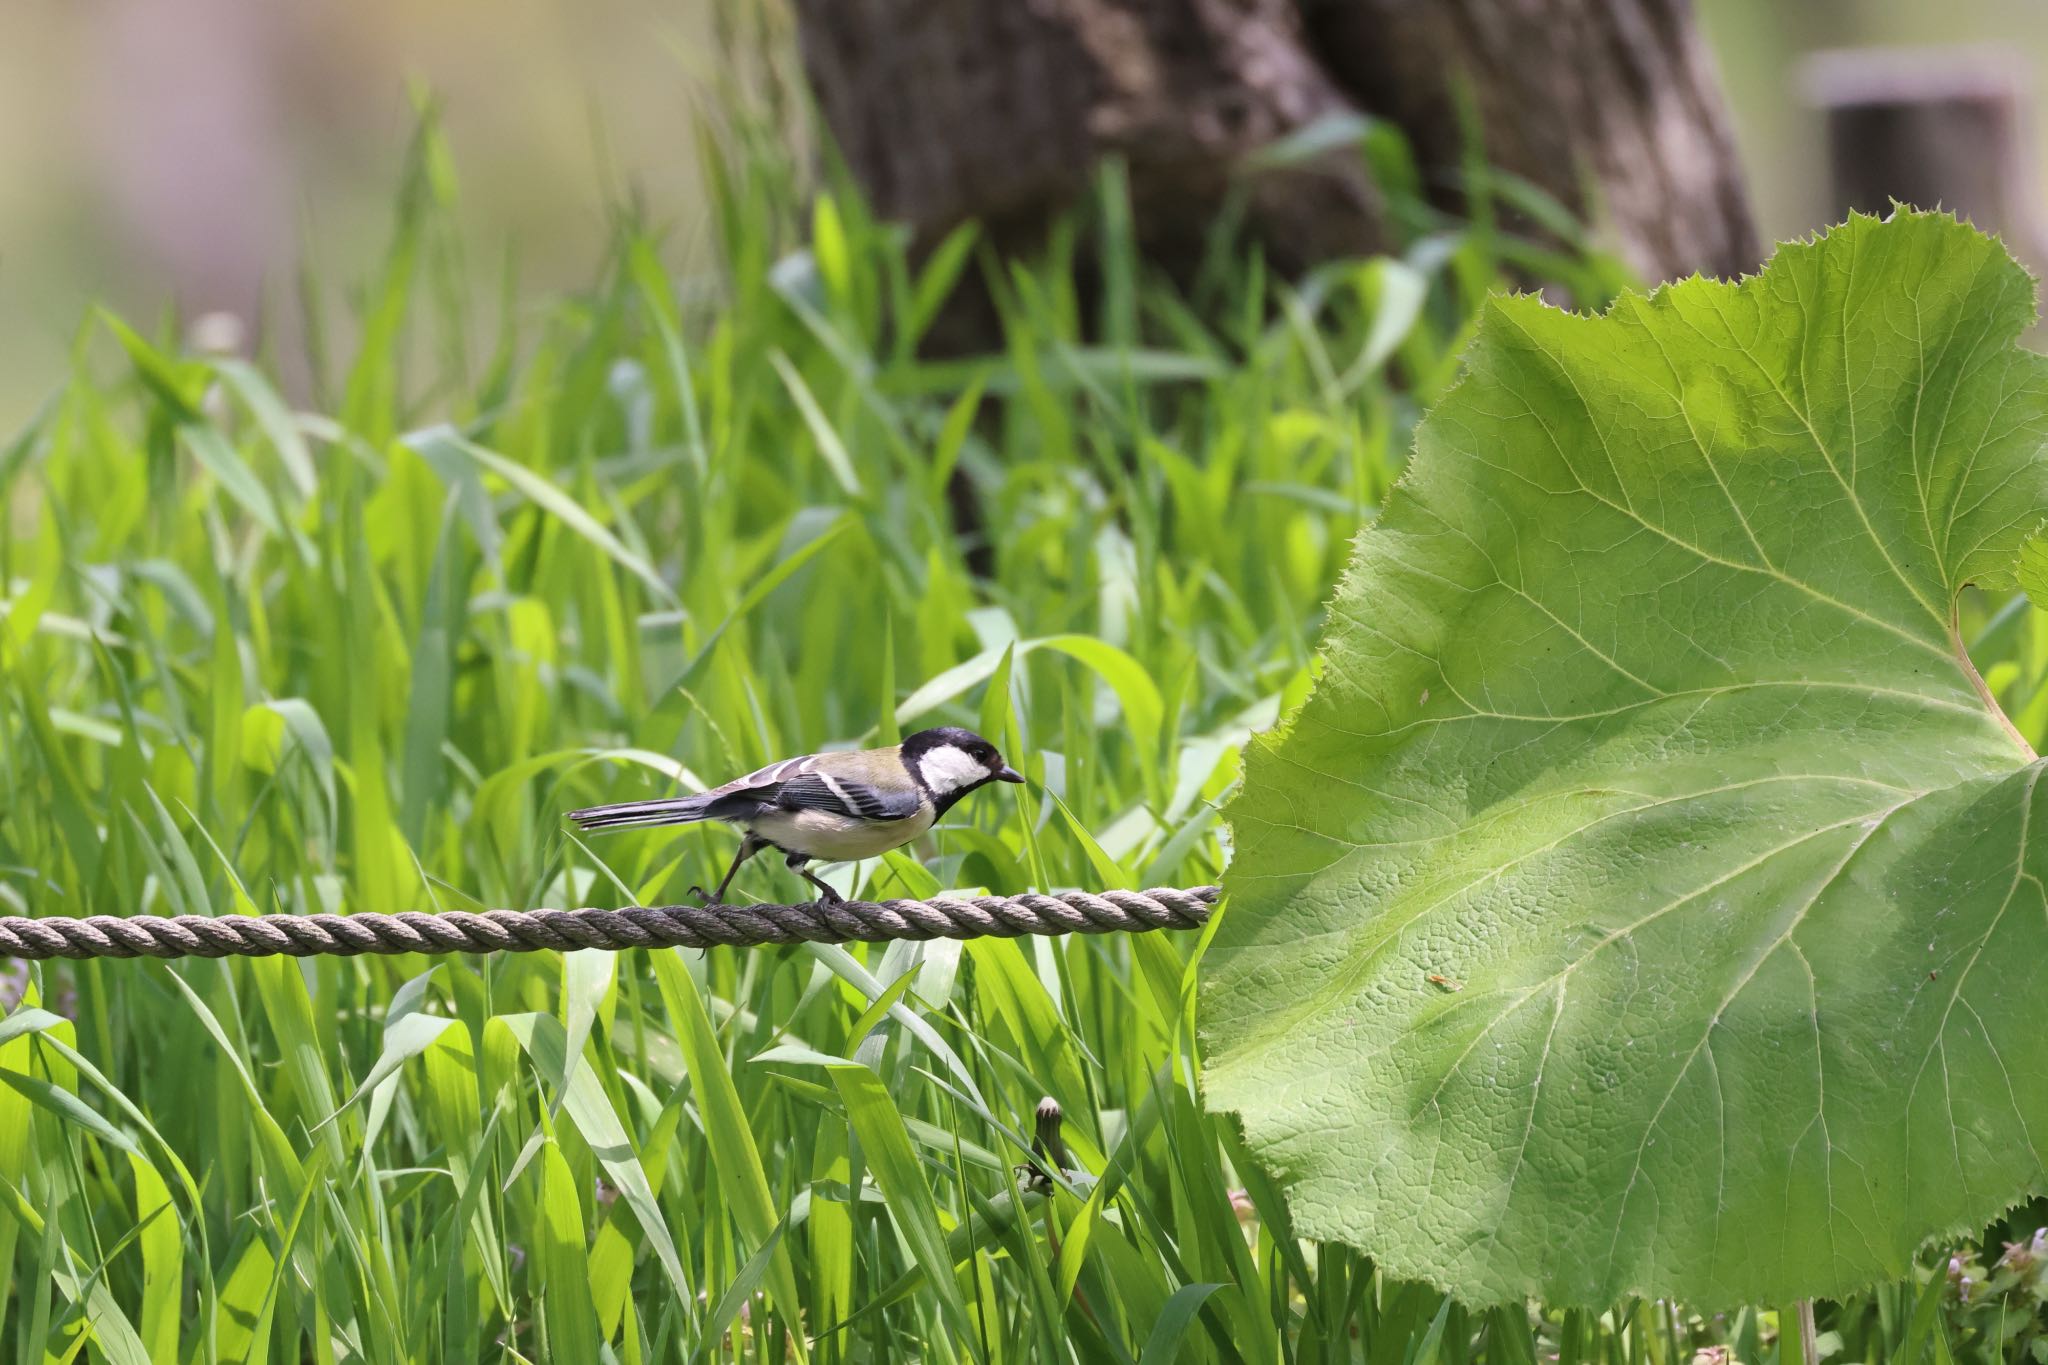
[499,1012,691,1304]
[1138,1283,1226,1365]
[828,1064,979,1350]
[649,949,808,1355]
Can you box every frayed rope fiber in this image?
[0,886,1220,960]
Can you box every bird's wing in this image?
[687,747,920,821]
[704,754,824,799]
[768,772,924,822]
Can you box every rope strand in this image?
[0,887,1220,961]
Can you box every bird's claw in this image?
[687,884,719,907]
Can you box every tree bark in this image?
[791,0,1758,292]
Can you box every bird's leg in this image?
[785,854,844,905]
[692,834,764,905]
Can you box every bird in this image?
[566,726,1024,904]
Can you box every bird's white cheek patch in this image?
[917,745,985,794]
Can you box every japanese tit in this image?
[567,726,1024,904]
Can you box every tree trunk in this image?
[791,0,1758,293]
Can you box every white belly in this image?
[748,805,936,862]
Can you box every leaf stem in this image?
[1950,605,2035,758]
[1796,1299,1819,1365]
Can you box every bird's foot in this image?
[793,871,845,905]
[687,884,720,907]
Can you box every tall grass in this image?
[2,106,2043,1363]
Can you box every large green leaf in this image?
[1202,211,2048,1307]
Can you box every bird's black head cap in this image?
[902,726,998,762]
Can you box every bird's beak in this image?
[995,765,1025,784]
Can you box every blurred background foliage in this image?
[0,0,776,429]
[0,0,2044,431]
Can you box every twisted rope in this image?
[0,887,1220,961]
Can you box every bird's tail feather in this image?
[567,795,714,832]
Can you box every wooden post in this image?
[1804,47,2045,261]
